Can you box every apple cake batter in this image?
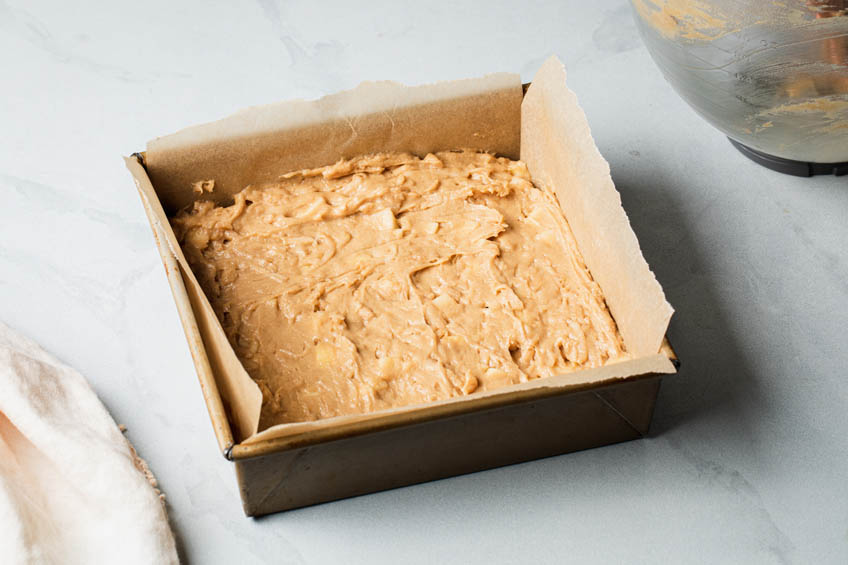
[171,151,626,427]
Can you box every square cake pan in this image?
[126,58,678,516]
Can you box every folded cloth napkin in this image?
[0,323,178,564]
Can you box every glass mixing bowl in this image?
[632,0,848,174]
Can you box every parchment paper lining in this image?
[130,56,673,445]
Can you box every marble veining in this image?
[2,1,847,563]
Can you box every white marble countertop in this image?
[2,1,847,563]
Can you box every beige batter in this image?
[171,151,626,427]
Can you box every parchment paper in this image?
[132,56,673,445]
[127,158,262,442]
[146,74,522,214]
[521,57,674,357]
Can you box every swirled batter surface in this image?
[171,151,626,427]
